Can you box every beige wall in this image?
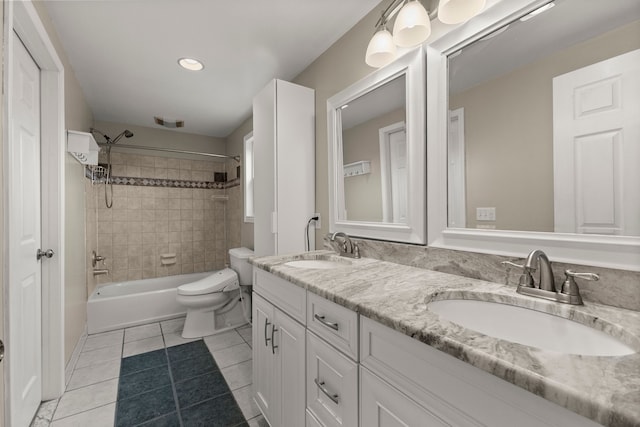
[94,120,226,160]
[451,20,640,231]
[32,1,95,364]
[292,3,385,246]
[225,117,254,251]
[343,108,405,222]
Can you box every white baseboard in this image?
[64,324,88,388]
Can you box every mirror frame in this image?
[426,0,640,271]
[328,48,426,244]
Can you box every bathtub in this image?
[87,272,213,334]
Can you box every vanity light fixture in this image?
[178,57,204,71]
[366,0,486,68]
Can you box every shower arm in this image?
[96,142,241,162]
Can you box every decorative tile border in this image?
[85,167,240,189]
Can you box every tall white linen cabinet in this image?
[253,79,315,256]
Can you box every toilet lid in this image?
[177,268,239,296]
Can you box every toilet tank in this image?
[229,247,254,285]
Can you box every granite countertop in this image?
[250,250,640,427]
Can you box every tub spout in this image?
[93,269,109,277]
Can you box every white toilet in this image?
[177,247,254,338]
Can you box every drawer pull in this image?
[314,378,339,404]
[264,319,271,347]
[271,324,278,354]
[314,314,339,331]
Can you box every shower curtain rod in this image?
[97,142,241,162]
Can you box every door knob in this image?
[37,249,55,260]
[0,339,4,362]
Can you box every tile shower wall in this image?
[89,153,240,286]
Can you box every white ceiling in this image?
[44,0,383,137]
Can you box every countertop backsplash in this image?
[324,237,640,312]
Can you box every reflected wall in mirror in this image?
[340,75,406,223]
[328,48,425,244]
[447,0,640,236]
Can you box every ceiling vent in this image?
[154,116,185,128]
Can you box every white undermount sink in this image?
[427,299,635,356]
[284,259,350,269]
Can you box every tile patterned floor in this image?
[30,319,268,427]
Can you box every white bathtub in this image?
[87,272,213,334]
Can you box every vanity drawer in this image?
[360,317,601,427]
[253,268,306,324]
[307,292,358,360]
[307,331,358,427]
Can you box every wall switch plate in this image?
[476,207,496,221]
[312,213,321,229]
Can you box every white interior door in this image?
[9,33,42,427]
[447,108,466,228]
[553,49,640,236]
[380,122,407,223]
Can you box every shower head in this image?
[112,129,134,144]
[90,128,134,144]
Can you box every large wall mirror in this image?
[328,48,425,243]
[426,0,640,270]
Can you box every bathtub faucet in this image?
[93,269,109,277]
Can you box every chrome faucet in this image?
[502,249,599,305]
[328,232,360,258]
[523,249,556,292]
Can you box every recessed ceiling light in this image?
[178,57,204,71]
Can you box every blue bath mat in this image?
[115,340,248,427]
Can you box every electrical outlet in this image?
[313,213,321,229]
[476,207,496,221]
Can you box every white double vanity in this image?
[248,0,640,425]
[250,252,639,427]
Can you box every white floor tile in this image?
[122,335,165,357]
[53,379,118,420]
[238,326,252,346]
[82,330,123,353]
[51,403,115,427]
[211,342,252,368]
[34,398,59,421]
[233,384,261,420]
[160,317,185,335]
[221,359,252,390]
[163,331,199,348]
[203,330,244,352]
[29,417,50,427]
[124,323,161,343]
[75,345,122,369]
[67,359,120,391]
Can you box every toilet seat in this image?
[177,268,239,296]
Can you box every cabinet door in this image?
[274,308,306,427]
[253,293,276,425]
[360,367,450,427]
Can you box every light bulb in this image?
[365,28,397,68]
[393,0,431,47]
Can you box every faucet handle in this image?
[564,270,599,282]
[559,270,598,305]
[501,261,535,288]
[501,261,524,269]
